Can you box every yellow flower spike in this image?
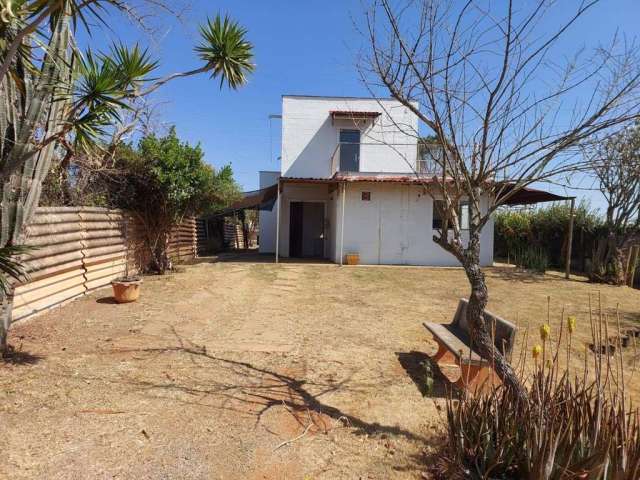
[567,316,576,334]
[532,344,543,359]
[540,323,551,342]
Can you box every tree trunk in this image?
[0,286,15,356]
[590,233,627,285]
[148,231,171,275]
[461,247,528,401]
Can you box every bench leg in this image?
[455,363,498,394]
[431,337,456,364]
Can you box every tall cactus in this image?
[0,5,72,352]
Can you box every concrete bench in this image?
[423,299,516,392]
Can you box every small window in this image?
[361,191,371,201]
[417,143,442,175]
[432,200,445,230]
[432,200,470,230]
[459,201,470,230]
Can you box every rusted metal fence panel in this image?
[168,216,197,262]
[224,222,245,249]
[11,207,196,322]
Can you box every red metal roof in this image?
[333,172,438,184]
[280,173,438,184]
[280,175,571,205]
[329,110,381,120]
[280,177,335,184]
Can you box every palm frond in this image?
[104,42,158,91]
[0,245,32,296]
[195,14,255,90]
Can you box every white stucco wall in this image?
[281,95,419,178]
[258,171,280,254]
[331,183,494,266]
[259,95,495,266]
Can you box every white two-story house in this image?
[258,94,495,266]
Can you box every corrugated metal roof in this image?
[204,184,279,217]
[280,177,335,184]
[334,172,437,184]
[329,110,381,119]
[495,183,572,205]
[280,173,438,184]
[280,174,571,205]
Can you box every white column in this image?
[339,182,346,266]
[275,182,281,263]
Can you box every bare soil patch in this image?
[1,257,639,479]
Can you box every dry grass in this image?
[1,255,639,479]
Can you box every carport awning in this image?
[494,182,573,205]
[208,184,278,217]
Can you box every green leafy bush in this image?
[110,128,240,273]
[495,202,602,271]
[513,245,549,273]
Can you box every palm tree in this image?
[0,4,255,353]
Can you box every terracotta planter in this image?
[111,277,142,303]
[345,253,360,266]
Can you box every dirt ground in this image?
[2,254,640,480]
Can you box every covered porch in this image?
[271,174,573,268]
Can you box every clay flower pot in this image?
[345,253,360,266]
[111,276,142,303]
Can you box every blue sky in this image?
[88,0,640,211]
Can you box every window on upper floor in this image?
[339,129,360,172]
[417,141,442,175]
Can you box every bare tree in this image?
[361,0,640,397]
[586,123,640,284]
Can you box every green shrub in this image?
[109,128,240,273]
[513,245,549,273]
[495,202,602,270]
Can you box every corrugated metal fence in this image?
[224,222,245,249]
[168,217,197,262]
[12,206,196,322]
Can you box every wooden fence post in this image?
[627,245,639,288]
[565,197,575,280]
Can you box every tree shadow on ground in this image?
[487,266,588,285]
[98,328,427,443]
[486,267,550,284]
[619,308,640,324]
[1,346,43,365]
[396,351,451,398]
[193,251,333,265]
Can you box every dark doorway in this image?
[289,202,325,258]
